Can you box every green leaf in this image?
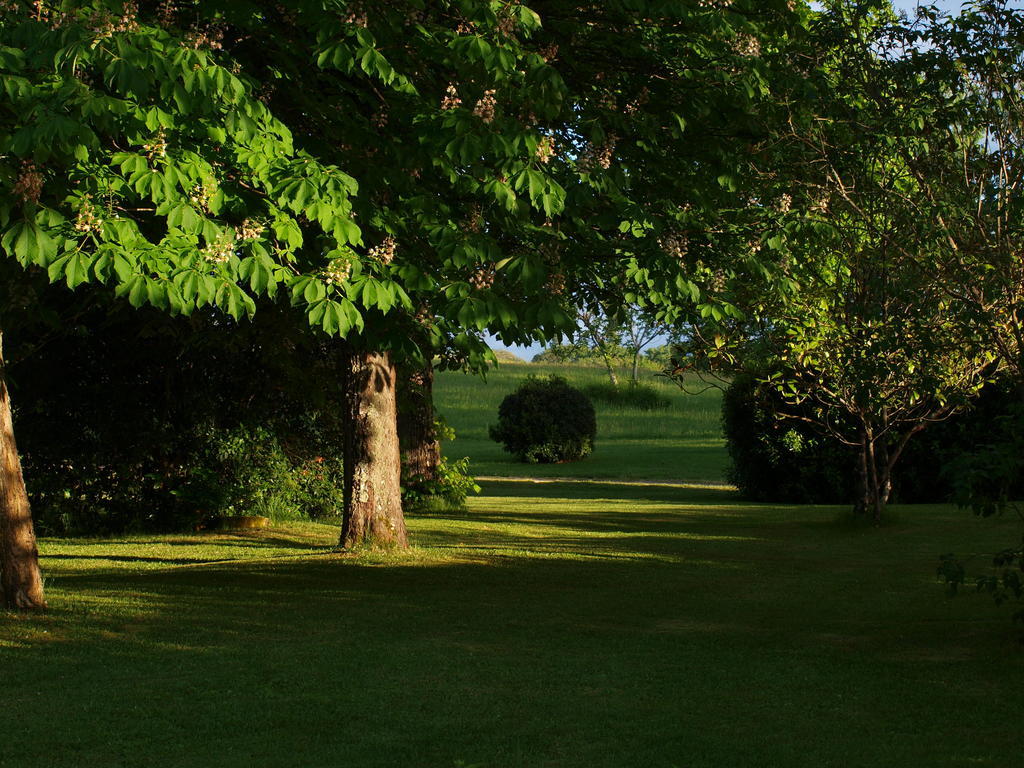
[63,252,93,289]
[303,277,327,304]
[335,216,362,245]
[716,174,738,192]
[2,220,57,267]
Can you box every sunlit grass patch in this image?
[3,481,1023,767]
[436,363,727,483]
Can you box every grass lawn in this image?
[435,362,729,482]
[2,481,1023,767]
[2,363,1023,766]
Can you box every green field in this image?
[3,363,1023,766]
[436,362,729,482]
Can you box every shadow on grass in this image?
[5,533,1018,768]
[414,509,759,546]
[6,488,1022,768]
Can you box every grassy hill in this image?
[435,362,729,483]
[489,348,529,364]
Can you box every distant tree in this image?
[670,1,997,522]
[619,308,669,386]
[533,303,666,385]
[576,308,624,387]
[644,344,680,369]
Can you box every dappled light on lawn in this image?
[3,482,1022,767]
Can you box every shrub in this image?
[489,375,596,463]
[402,455,480,512]
[13,300,347,535]
[401,418,480,512]
[175,424,345,527]
[721,373,854,503]
[722,372,1024,505]
[579,382,670,410]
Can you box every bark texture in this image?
[340,349,409,549]
[398,361,440,486]
[0,331,46,610]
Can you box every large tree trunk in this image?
[0,330,46,610]
[398,360,440,488]
[340,349,408,549]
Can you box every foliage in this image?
[0,0,593,345]
[0,1,361,332]
[532,344,607,365]
[722,371,1024,506]
[671,2,999,520]
[12,298,346,534]
[939,538,1024,627]
[643,344,675,368]
[579,382,670,411]
[181,424,345,526]
[488,375,596,463]
[937,386,1024,626]
[527,0,811,332]
[816,2,1024,390]
[187,0,585,353]
[721,373,854,503]
[26,416,344,535]
[402,455,480,513]
[401,417,480,512]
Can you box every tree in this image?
[535,302,668,386]
[0,326,43,609]
[774,1,1024,518]
[1,0,814,605]
[577,308,624,386]
[669,1,999,521]
[230,0,807,542]
[828,2,1024,386]
[619,306,669,386]
[0,1,367,608]
[397,322,494,499]
[190,0,598,546]
[1,0,605,562]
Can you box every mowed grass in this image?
[2,482,1023,767]
[4,361,1023,766]
[435,362,728,482]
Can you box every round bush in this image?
[489,376,597,463]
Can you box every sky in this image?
[894,1,1019,12]
[892,0,962,11]
[488,0,1005,361]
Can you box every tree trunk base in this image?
[0,331,46,611]
[340,349,409,550]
